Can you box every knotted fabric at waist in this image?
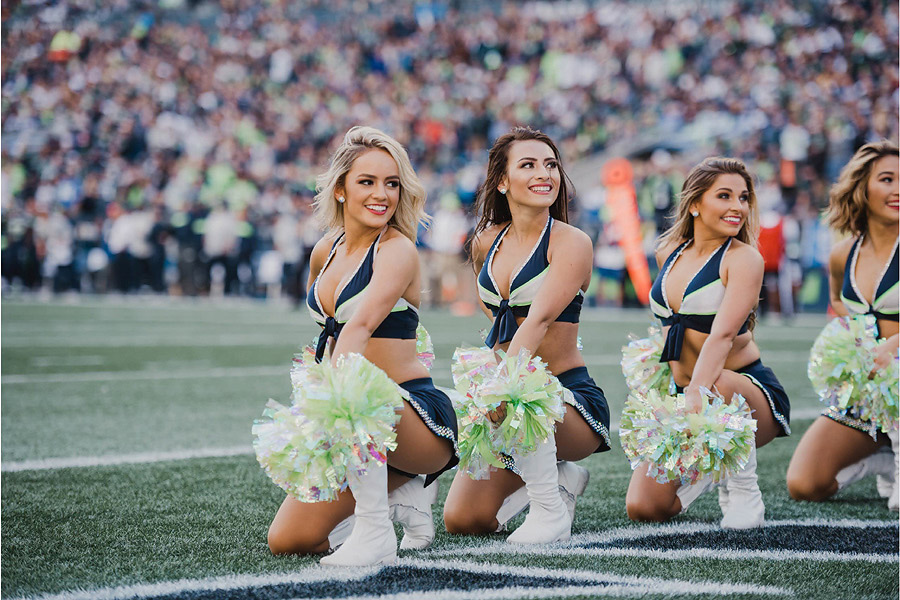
[658,313,750,362]
[315,316,342,362]
[659,313,713,362]
[484,299,529,348]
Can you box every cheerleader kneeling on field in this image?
[442,127,612,544]
[786,141,899,509]
[624,157,790,529]
[259,127,458,566]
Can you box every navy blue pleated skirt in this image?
[735,359,791,437]
[557,366,612,453]
[398,377,459,486]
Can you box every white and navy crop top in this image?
[477,216,583,348]
[840,235,899,323]
[649,238,750,362]
[306,229,418,361]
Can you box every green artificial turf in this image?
[1,300,896,600]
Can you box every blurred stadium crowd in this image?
[2,0,898,315]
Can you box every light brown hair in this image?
[657,157,759,250]
[825,140,899,236]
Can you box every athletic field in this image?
[2,299,897,600]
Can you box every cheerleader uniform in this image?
[307,229,458,485]
[649,238,791,436]
[823,235,899,432]
[477,216,611,452]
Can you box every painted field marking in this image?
[3,350,808,384]
[1,335,304,349]
[28,355,107,367]
[7,557,790,600]
[1,445,253,473]
[431,519,899,564]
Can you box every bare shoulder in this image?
[828,236,855,273]
[379,227,418,256]
[549,220,592,255]
[309,234,337,268]
[654,239,682,269]
[724,239,764,272]
[471,223,507,263]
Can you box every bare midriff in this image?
[327,337,430,384]
[496,317,585,376]
[876,318,898,341]
[665,326,760,388]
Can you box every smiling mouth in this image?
[722,216,742,225]
[365,204,388,215]
[529,185,552,194]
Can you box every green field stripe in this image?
[1,376,289,462]
[2,445,253,472]
[2,365,286,384]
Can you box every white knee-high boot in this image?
[835,448,894,491]
[506,437,571,544]
[327,515,355,550]
[887,430,899,511]
[320,464,397,566]
[389,475,438,550]
[676,476,716,513]
[495,461,589,532]
[720,444,765,529]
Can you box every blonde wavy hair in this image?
[825,140,899,236]
[314,126,429,242]
[657,157,759,250]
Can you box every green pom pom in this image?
[620,387,757,484]
[416,324,435,369]
[809,315,898,434]
[483,349,567,456]
[621,326,672,395]
[254,353,404,502]
[450,347,566,479]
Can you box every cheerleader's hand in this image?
[684,386,704,414]
[487,401,507,425]
[871,339,899,377]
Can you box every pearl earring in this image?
[691,211,699,217]
[338,196,345,204]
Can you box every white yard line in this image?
[446,545,897,564]
[8,557,790,600]
[1,335,304,348]
[2,365,285,384]
[4,350,808,384]
[431,519,899,564]
[1,445,253,472]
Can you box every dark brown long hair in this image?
[472,127,574,242]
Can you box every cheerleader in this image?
[625,158,790,528]
[442,127,611,544]
[265,127,458,565]
[786,141,898,508]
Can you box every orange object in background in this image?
[601,158,651,305]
